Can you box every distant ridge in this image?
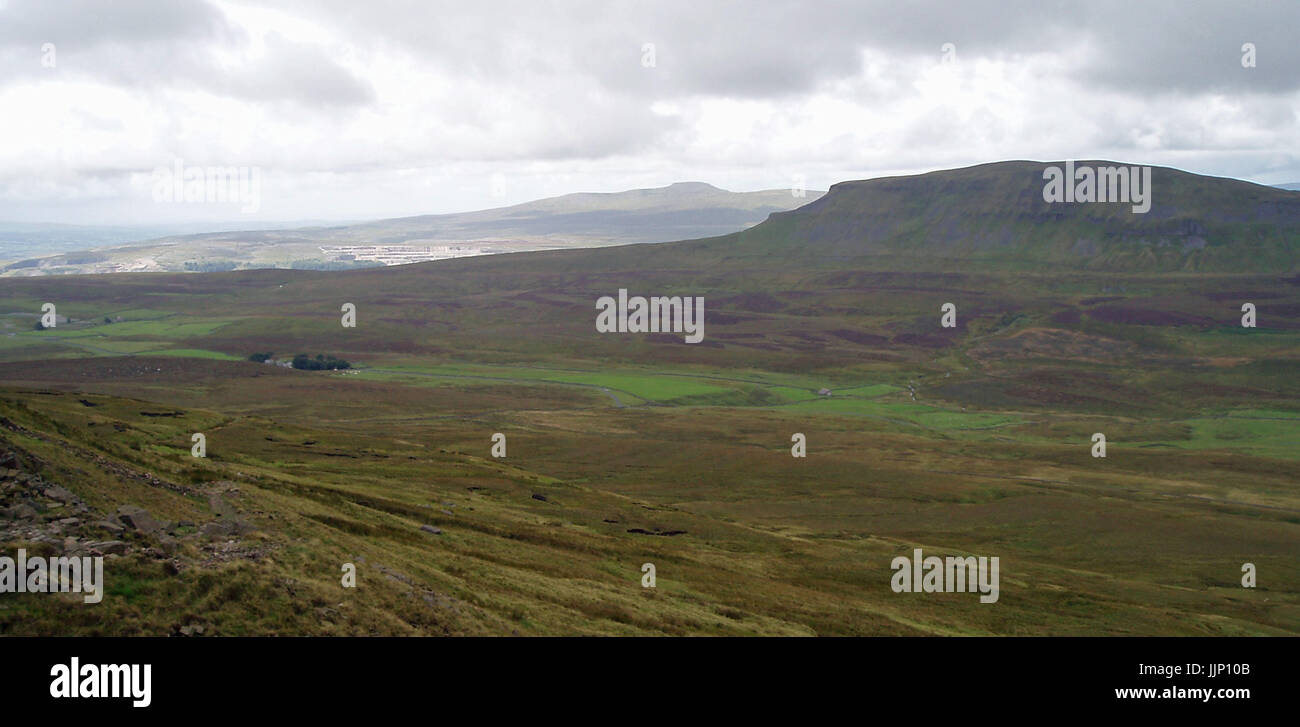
[327,180,824,242]
[675,160,1300,272]
[2,182,824,276]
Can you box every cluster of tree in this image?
[291,353,351,370]
[249,352,350,370]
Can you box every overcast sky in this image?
[0,0,1297,225]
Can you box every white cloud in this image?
[0,0,1297,224]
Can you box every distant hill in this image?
[359,181,821,242]
[663,160,1300,272]
[1276,183,1300,191]
[0,182,823,276]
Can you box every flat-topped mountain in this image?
[675,161,1300,272]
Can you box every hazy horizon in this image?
[1,163,1294,231]
[0,177,816,229]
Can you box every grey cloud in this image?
[220,34,375,107]
[1072,1,1300,95]
[6,1,1297,109]
[268,0,1300,99]
[0,0,230,46]
[0,0,375,107]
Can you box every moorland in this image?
[0,161,1296,635]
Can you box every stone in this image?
[200,521,231,538]
[93,520,125,534]
[43,485,76,502]
[116,505,164,534]
[156,535,179,555]
[89,540,129,555]
[419,524,442,535]
[200,519,251,538]
[5,503,39,520]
